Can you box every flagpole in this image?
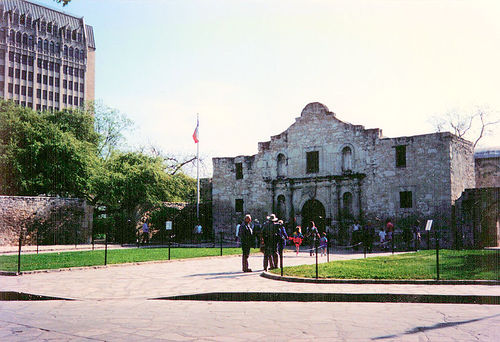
[196,113,200,222]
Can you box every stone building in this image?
[212,102,476,245]
[474,148,500,188]
[0,0,95,111]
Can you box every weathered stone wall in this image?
[0,196,93,246]
[475,157,500,188]
[212,102,476,246]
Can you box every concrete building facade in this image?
[212,102,476,245]
[0,0,95,111]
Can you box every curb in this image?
[156,291,500,305]
[261,271,500,286]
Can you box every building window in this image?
[63,80,67,88]
[21,85,26,95]
[306,151,319,173]
[36,89,41,98]
[399,191,412,208]
[235,199,244,213]
[55,78,60,87]
[68,96,72,105]
[37,73,41,83]
[74,68,79,77]
[80,82,84,91]
[36,104,41,111]
[15,84,19,94]
[63,94,67,103]
[43,90,47,99]
[395,145,406,168]
[55,93,59,102]
[43,75,47,85]
[49,76,54,86]
[74,96,78,106]
[21,70,27,80]
[74,82,78,91]
[15,69,20,78]
[49,92,53,101]
[8,67,13,77]
[28,87,33,97]
[8,83,13,93]
[28,72,33,81]
[80,97,84,106]
[235,162,243,180]
[69,81,73,89]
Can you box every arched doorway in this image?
[301,199,326,232]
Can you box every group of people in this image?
[237,214,329,272]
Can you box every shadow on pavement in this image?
[372,313,500,340]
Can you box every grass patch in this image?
[0,247,259,272]
[272,250,500,280]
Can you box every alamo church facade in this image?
[212,102,476,246]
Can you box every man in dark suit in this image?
[238,214,254,272]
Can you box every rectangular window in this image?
[43,90,47,99]
[235,163,243,180]
[37,73,41,83]
[15,69,20,78]
[21,70,26,80]
[49,92,53,101]
[28,72,33,81]
[55,78,60,87]
[36,89,41,98]
[15,84,19,94]
[69,66,73,75]
[9,52,14,62]
[395,145,407,168]
[43,60,48,69]
[74,96,78,106]
[68,96,72,105]
[28,102,33,108]
[63,65,67,74]
[74,68,79,77]
[21,85,26,95]
[80,97,84,106]
[28,87,33,96]
[399,191,413,209]
[49,76,54,86]
[43,75,47,85]
[80,69,84,77]
[36,104,41,111]
[37,59,42,68]
[49,62,54,71]
[306,151,319,173]
[235,199,244,213]
[63,94,67,103]
[80,82,84,91]
[63,79,67,88]
[8,67,13,77]
[74,83,78,91]
[22,55,27,65]
[55,93,59,102]
[69,81,73,90]
[8,83,13,93]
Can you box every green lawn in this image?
[271,250,499,280]
[0,247,259,272]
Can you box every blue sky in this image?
[37,0,500,176]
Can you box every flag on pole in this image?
[192,118,199,143]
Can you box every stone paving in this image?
[1,249,499,341]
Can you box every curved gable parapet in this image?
[300,102,333,117]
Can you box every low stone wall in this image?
[0,196,93,246]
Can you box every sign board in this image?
[165,221,172,230]
[425,220,433,231]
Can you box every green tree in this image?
[0,100,98,197]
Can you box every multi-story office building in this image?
[0,0,95,111]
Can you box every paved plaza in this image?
[1,249,499,341]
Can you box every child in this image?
[289,226,303,256]
[320,232,328,256]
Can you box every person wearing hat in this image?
[262,214,278,271]
[238,214,254,272]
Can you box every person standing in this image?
[238,214,254,272]
[141,221,150,245]
[276,220,288,268]
[262,214,278,271]
[308,221,320,256]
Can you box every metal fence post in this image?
[17,231,23,275]
[280,247,284,277]
[104,232,108,266]
[315,242,319,279]
[220,232,224,256]
[436,230,440,281]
